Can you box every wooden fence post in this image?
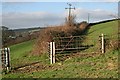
[101,34,105,53]
[5,48,10,70]
[5,48,8,70]
[50,42,55,64]
[1,47,11,71]
[50,42,53,64]
[53,42,55,64]
[0,49,2,70]
[7,48,10,70]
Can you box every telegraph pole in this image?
[65,3,75,27]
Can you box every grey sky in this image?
[2,8,116,29]
[1,1,118,29]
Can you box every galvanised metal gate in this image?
[53,35,100,54]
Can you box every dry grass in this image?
[33,22,88,55]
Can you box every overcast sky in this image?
[1,1,119,29]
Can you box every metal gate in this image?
[49,34,107,64]
[53,35,101,54]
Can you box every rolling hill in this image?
[2,20,119,78]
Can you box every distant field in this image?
[2,20,119,78]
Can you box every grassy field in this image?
[2,20,119,78]
[9,39,49,68]
[88,20,118,37]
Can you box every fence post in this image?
[7,48,10,70]
[4,48,10,71]
[53,42,55,64]
[101,34,105,53]
[5,48,8,70]
[50,42,53,64]
[50,42,55,64]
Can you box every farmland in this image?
[9,39,49,68]
[2,20,119,78]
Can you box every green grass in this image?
[9,39,49,68]
[87,20,118,38]
[10,40,34,67]
[2,20,119,78]
[81,20,118,52]
[3,49,118,78]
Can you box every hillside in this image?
[13,27,45,34]
[88,20,118,38]
[2,20,119,78]
[81,20,118,53]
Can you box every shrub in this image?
[33,22,88,55]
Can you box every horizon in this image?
[2,18,118,30]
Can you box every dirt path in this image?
[13,63,46,73]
